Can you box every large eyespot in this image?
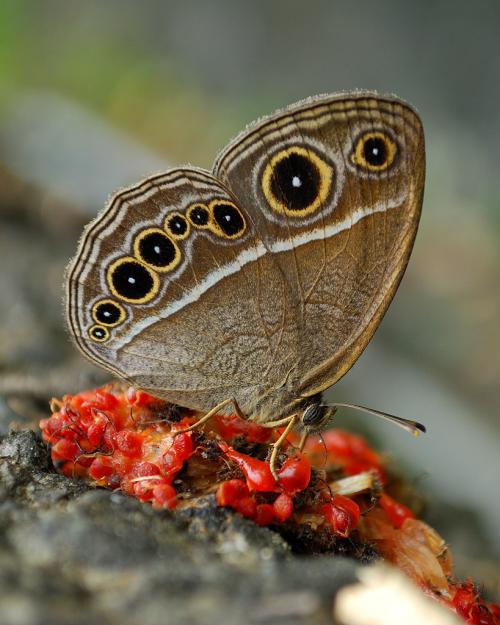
[261,146,333,217]
[88,324,110,343]
[351,131,397,172]
[107,256,160,304]
[92,299,126,327]
[133,228,180,272]
[187,203,210,228]
[165,212,190,240]
[209,200,246,239]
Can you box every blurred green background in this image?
[0,0,498,594]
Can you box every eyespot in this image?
[89,324,110,343]
[261,146,333,217]
[208,200,246,239]
[92,299,126,327]
[133,228,180,272]
[351,131,397,172]
[107,256,160,304]
[187,203,210,228]
[165,212,190,240]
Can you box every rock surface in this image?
[0,429,362,625]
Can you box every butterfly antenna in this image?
[323,402,426,437]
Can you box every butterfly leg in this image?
[298,431,308,452]
[175,397,239,434]
[268,413,299,480]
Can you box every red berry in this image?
[273,492,294,522]
[470,605,495,625]
[135,390,156,407]
[161,449,183,476]
[131,461,161,478]
[87,418,108,447]
[380,493,413,528]
[254,504,275,526]
[113,454,133,477]
[322,495,361,537]
[222,446,278,492]
[453,585,476,619]
[234,496,257,519]
[173,432,193,460]
[94,389,119,411]
[89,456,114,481]
[114,430,143,457]
[126,387,137,405]
[216,479,249,507]
[152,483,177,509]
[51,439,79,462]
[277,455,311,494]
[214,414,272,444]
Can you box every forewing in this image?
[66,169,299,412]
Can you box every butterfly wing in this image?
[213,92,425,398]
[66,169,301,413]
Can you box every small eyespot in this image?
[107,256,160,304]
[92,299,126,327]
[261,145,333,217]
[133,228,180,272]
[187,203,210,228]
[89,325,110,343]
[165,212,190,240]
[351,131,397,172]
[209,200,246,238]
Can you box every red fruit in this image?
[453,585,476,619]
[51,439,80,462]
[89,456,114,481]
[277,455,311,494]
[380,493,413,528]
[214,414,272,444]
[469,605,495,625]
[87,418,108,448]
[234,496,257,519]
[322,430,353,457]
[221,445,278,492]
[131,461,161,478]
[161,443,186,476]
[135,390,157,407]
[216,479,249,507]
[322,495,361,537]
[152,483,177,509]
[112,454,133,477]
[126,387,137,405]
[255,504,275,526]
[173,432,193,460]
[114,430,143,457]
[273,492,294,522]
[94,389,119,411]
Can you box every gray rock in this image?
[0,430,362,625]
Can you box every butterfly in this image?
[66,91,425,477]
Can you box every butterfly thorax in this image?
[246,385,332,432]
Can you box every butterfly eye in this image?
[351,131,397,172]
[88,324,110,343]
[165,212,190,240]
[261,146,333,217]
[133,228,181,272]
[92,299,126,327]
[209,200,246,238]
[187,204,210,228]
[107,256,160,304]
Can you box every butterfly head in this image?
[300,401,337,433]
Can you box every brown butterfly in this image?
[66,92,425,476]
